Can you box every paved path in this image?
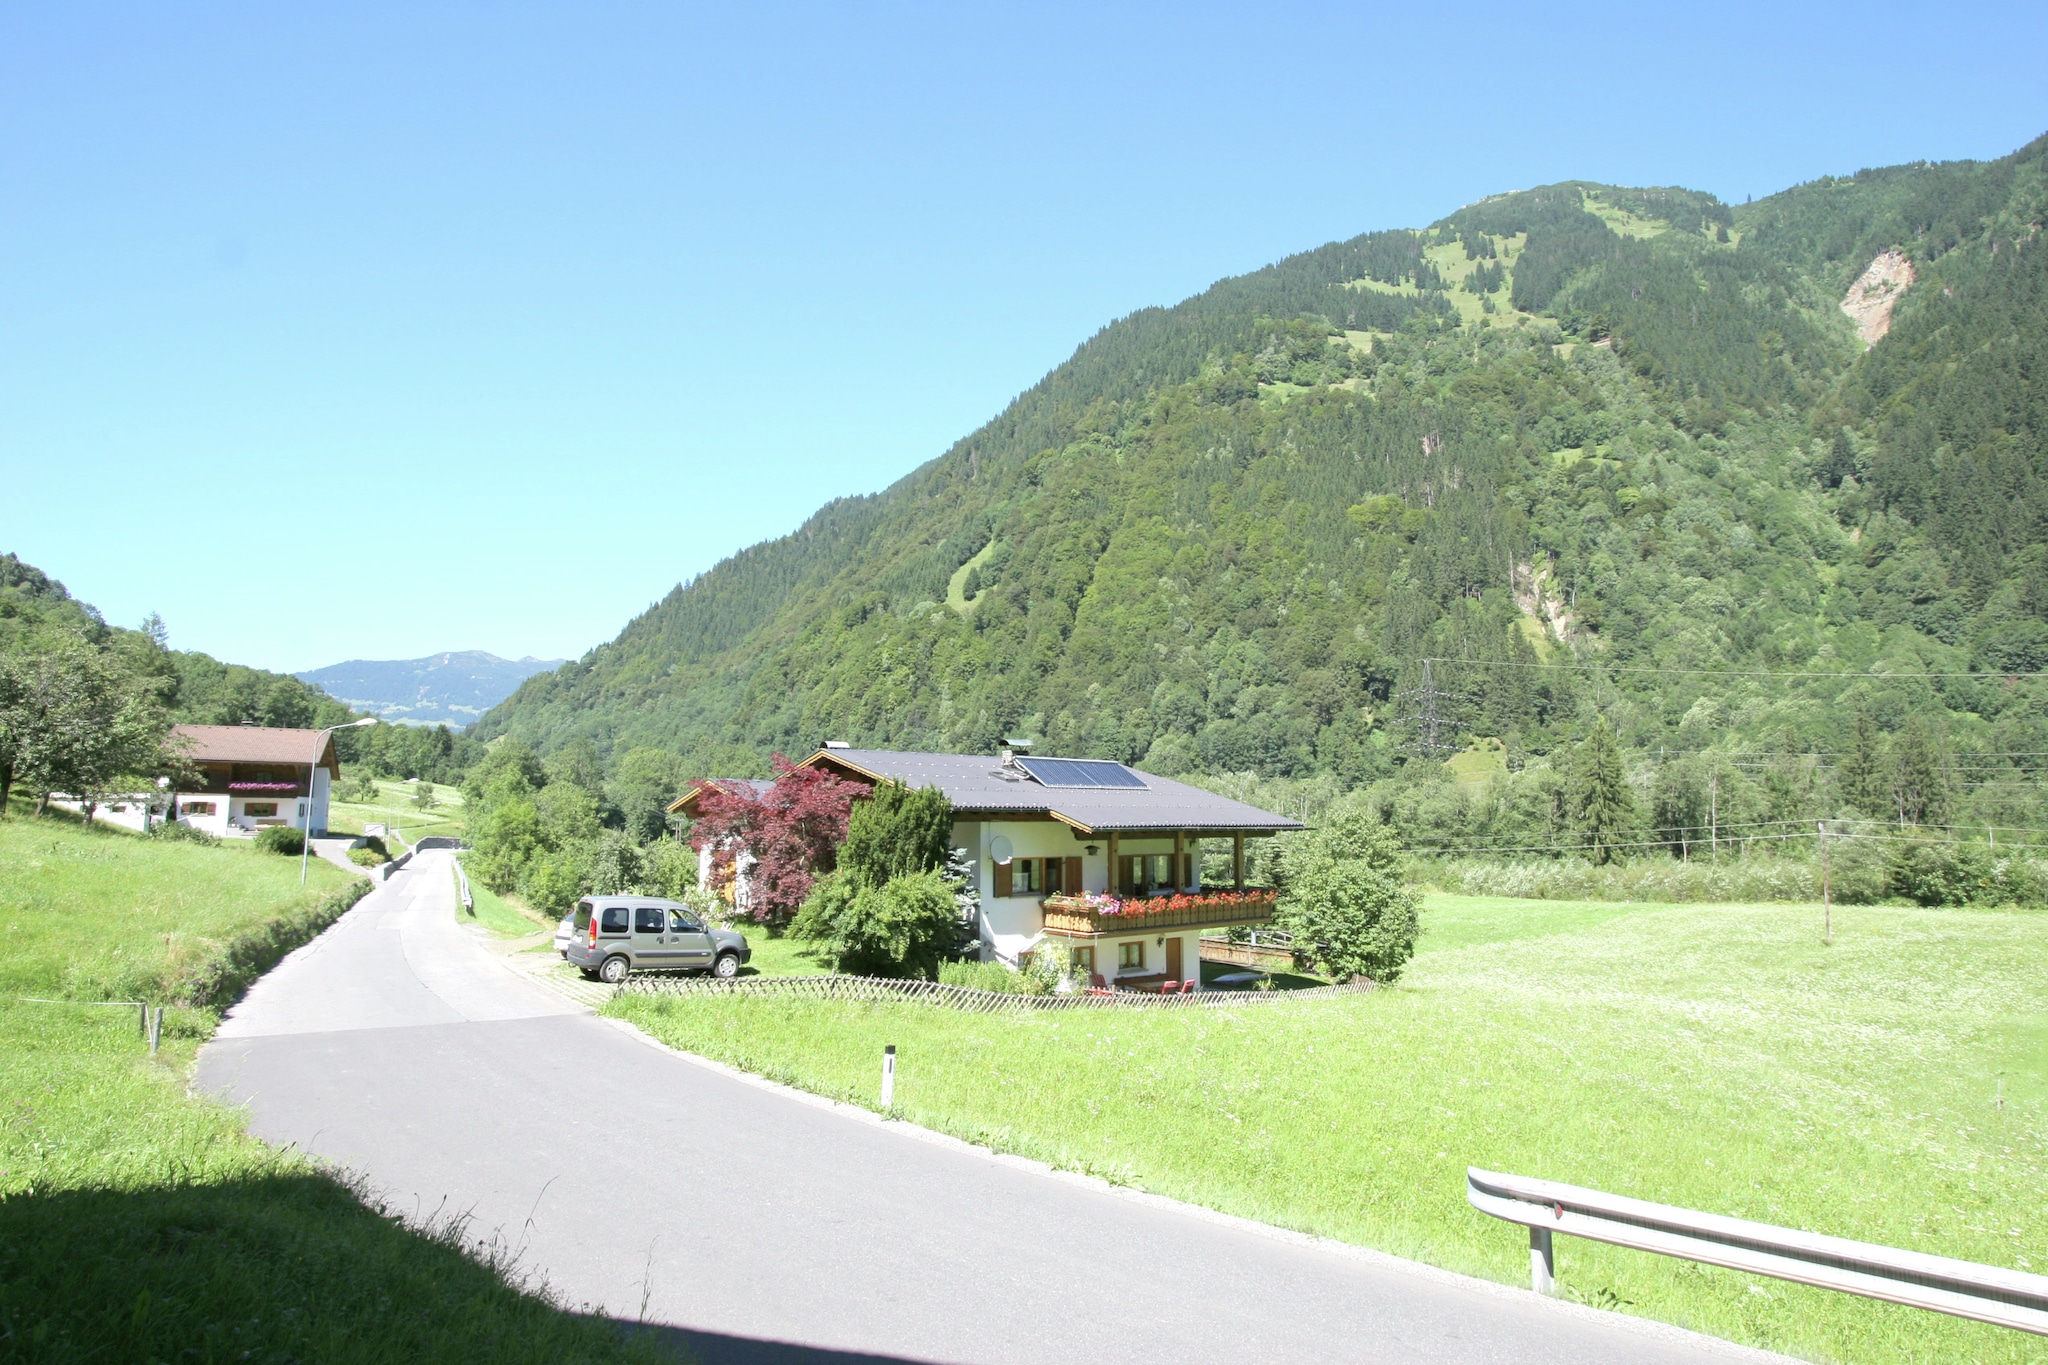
[198,852,1789,1365]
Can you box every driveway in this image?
[197,851,1789,1365]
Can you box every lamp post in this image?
[303,718,376,884]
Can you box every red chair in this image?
[1160,979,1181,995]
[1183,978,1199,994]
[1088,973,1113,997]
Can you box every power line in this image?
[1405,826,2038,859]
[1422,656,2047,682]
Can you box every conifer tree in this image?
[1838,712,1887,818]
[1572,721,1635,864]
[1888,720,1949,827]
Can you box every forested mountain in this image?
[476,134,2048,848]
[1,554,480,783]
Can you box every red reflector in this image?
[588,919,597,947]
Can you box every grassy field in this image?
[325,776,467,847]
[458,862,555,938]
[610,893,2048,1364]
[0,803,669,1363]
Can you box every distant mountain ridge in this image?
[298,651,564,727]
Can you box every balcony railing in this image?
[1040,890,1277,936]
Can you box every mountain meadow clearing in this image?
[0,804,668,1364]
[613,893,2048,1365]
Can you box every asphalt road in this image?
[197,851,1788,1365]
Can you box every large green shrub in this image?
[836,781,951,887]
[149,821,219,848]
[790,869,960,979]
[586,830,647,896]
[1275,809,1419,984]
[253,826,305,856]
[645,839,699,900]
[937,959,1028,993]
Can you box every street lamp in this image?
[303,718,376,884]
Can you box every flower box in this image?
[1040,889,1278,935]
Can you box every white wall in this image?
[1108,930,1200,989]
[963,820,1201,987]
[171,794,231,837]
[309,766,332,834]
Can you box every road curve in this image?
[198,851,1789,1365]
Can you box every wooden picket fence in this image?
[615,973,1372,1013]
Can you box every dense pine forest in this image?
[475,134,2048,884]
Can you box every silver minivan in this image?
[567,896,751,984]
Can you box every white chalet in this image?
[673,746,1303,990]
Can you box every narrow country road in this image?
[198,852,1788,1365]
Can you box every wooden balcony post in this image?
[1174,831,1186,891]
[1232,833,1244,891]
[1106,831,1119,895]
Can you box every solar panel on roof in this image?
[1016,757,1147,789]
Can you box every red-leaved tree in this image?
[687,755,868,923]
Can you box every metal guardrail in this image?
[1468,1167,2048,1335]
[453,858,473,911]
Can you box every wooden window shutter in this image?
[994,860,1012,898]
[1064,856,1082,895]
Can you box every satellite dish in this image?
[989,835,1014,865]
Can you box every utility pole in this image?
[1819,820,1832,947]
[1395,658,1457,760]
[1709,768,1718,863]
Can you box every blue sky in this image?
[5,2,2044,673]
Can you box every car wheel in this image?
[712,952,740,979]
[599,955,631,985]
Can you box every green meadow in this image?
[611,893,2048,1365]
[0,804,667,1364]
[325,775,468,847]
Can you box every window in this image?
[1043,857,1065,895]
[1149,854,1177,892]
[574,902,593,932]
[634,907,665,934]
[600,907,630,935]
[1014,858,1040,893]
[244,802,278,818]
[184,802,216,816]
[668,909,702,933]
[1073,946,1094,973]
[1118,941,1144,971]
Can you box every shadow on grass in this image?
[1198,960,1332,991]
[0,1173,680,1364]
[632,1325,937,1364]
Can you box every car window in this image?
[573,906,592,931]
[600,906,630,935]
[669,909,702,933]
[634,907,665,934]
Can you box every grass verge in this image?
[609,893,2048,1365]
[0,804,670,1363]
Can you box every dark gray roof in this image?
[804,749,1303,835]
[668,776,776,816]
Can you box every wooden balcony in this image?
[1039,890,1277,937]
